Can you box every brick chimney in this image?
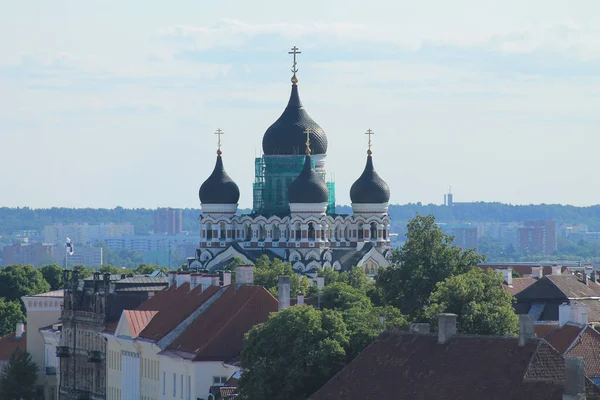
[531,266,543,279]
[591,270,598,284]
[518,314,535,346]
[552,265,562,275]
[500,268,512,286]
[563,357,585,400]
[190,273,201,290]
[297,292,305,306]
[176,271,191,288]
[235,265,254,289]
[437,313,457,344]
[168,271,177,288]
[221,271,232,286]
[278,276,291,311]
[15,323,24,339]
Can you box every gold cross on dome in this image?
[215,128,224,155]
[289,46,301,74]
[365,129,374,155]
[304,127,312,155]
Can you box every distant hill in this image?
[1,203,600,237]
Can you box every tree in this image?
[98,264,131,275]
[0,347,38,400]
[133,264,168,275]
[376,214,485,319]
[320,282,372,312]
[0,265,50,303]
[253,255,310,297]
[72,265,93,279]
[424,268,519,336]
[239,306,349,400]
[0,299,25,337]
[39,264,64,290]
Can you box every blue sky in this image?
[1,0,599,208]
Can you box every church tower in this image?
[253,46,334,216]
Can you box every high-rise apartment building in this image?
[518,220,557,255]
[2,243,54,267]
[153,208,183,235]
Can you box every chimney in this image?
[15,323,24,339]
[563,357,586,400]
[190,273,201,290]
[591,270,597,284]
[518,314,535,346]
[168,271,177,288]
[552,265,562,275]
[583,273,589,286]
[200,275,213,291]
[221,271,232,287]
[210,275,220,287]
[297,292,305,306]
[409,323,430,334]
[437,313,457,344]
[176,272,191,288]
[500,268,512,286]
[278,276,291,311]
[531,266,543,279]
[235,265,254,289]
[316,276,325,290]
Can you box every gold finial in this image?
[288,46,301,85]
[365,129,374,156]
[215,128,224,155]
[304,127,312,155]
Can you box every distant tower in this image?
[445,186,454,207]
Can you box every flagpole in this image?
[65,241,68,269]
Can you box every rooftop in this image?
[0,329,26,361]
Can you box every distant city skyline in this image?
[1,1,599,208]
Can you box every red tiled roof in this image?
[136,283,221,341]
[503,277,539,296]
[567,327,600,377]
[543,323,585,353]
[0,330,26,361]
[310,332,600,400]
[123,310,158,339]
[535,323,559,340]
[167,285,278,361]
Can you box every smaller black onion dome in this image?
[350,155,390,204]
[199,155,240,204]
[288,155,329,203]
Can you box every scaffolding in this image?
[253,155,336,216]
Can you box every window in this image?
[173,373,176,397]
[162,372,166,395]
[187,376,191,400]
[212,376,228,386]
[180,374,183,398]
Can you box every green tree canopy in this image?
[376,214,485,319]
[0,299,25,337]
[98,264,131,275]
[133,264,167,275]
[253,255,309,297]
[0,347,38,400]
[424,268,519,336]
[239,306,349,400]
[0,265,50,303]
[39,264,64,290]
[72,265,93,279]
[320,282,372,312]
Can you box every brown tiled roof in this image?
[123,310,158,339]
[535,323,559,340]
[27,290,64,298]
[547,275,600,298]
[567,327,600,378]
[541,323,585,353]
[0,330,26,361]
[167,285,278,361]
[503,277,538,296]
[136,283,220,341]
[310,332,600,400]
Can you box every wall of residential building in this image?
[41,327,61,400]
[194,361,238,400]
[159,354,195,400]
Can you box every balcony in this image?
[87,350,105,363]
[56,346,70,358]
[46,366,57,375]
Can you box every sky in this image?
[1,0,599,209]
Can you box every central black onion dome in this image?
[288,154,329,203]
[350,155,390,204]
[262,85,328,155]
[199,155,240,204]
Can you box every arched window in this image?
[273,225,281,240]
[370,222,377,240]
[358,223,364,240]
[206,223,213,240]
[220,222,226,240]
[259,224,266,241]
[308,223,315,241]
[246,224,252,241]
[295,223,302,241]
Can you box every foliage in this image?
[98,265,131,275]
[73,264,93,279]
[376,214,485,320]
[239,306,349,400]
[224,257,245,271]
[0,299,25,337]
[0,347,38,400]
[424,268,519,336]
[253,255,310,297]
[133,264,167,275]
[320,282,372,312]
[39,264,64,290]
[0,265,50,304]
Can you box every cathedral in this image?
[189,48,392,276]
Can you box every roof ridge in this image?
[193,286,262,357]
[563,325,589,354]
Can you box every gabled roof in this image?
[310,332,600,400]
[537,323,600,378]
[503,277,538,296]
[118,310,158,339]
[547,275,600,298]
[24,290,64,298]
[0,330,26,361]
[167,285,278,361]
